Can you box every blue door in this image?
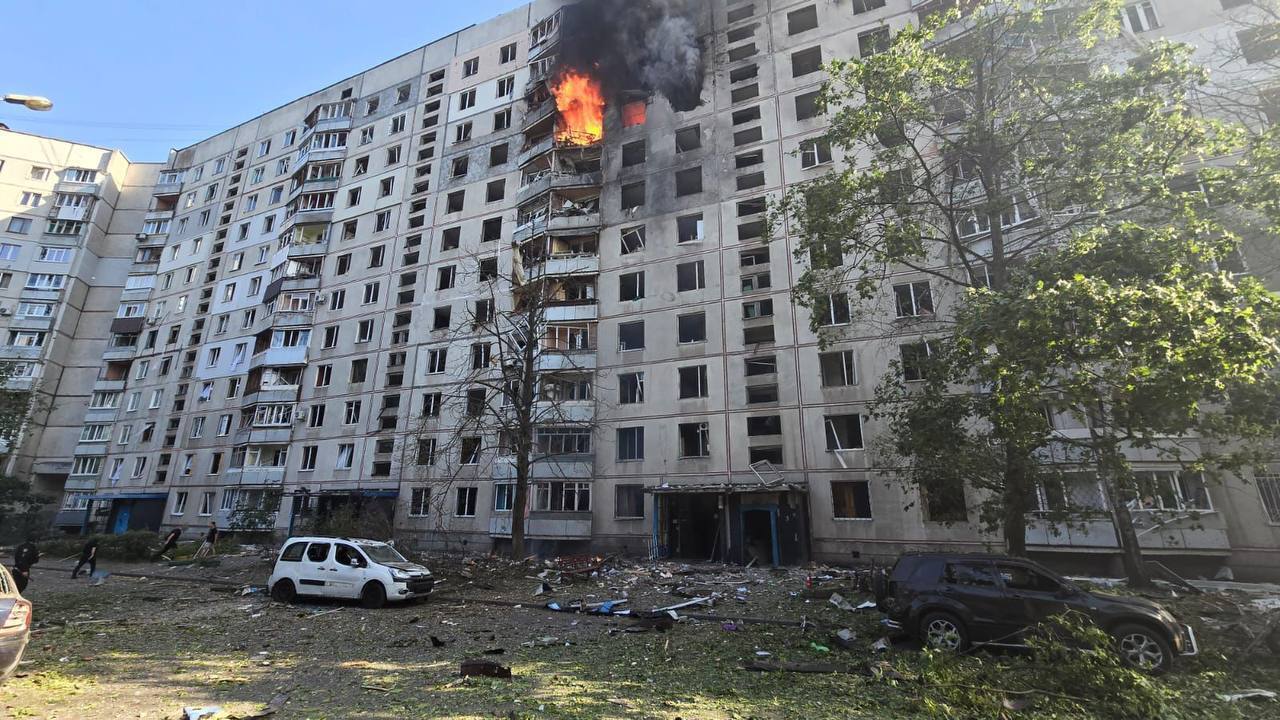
[113,503,132,534]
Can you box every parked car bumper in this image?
[393,577,434,599]
[1177,623,1198,656]
[0,632,29,682]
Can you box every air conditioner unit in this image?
[314,295,326,305]
[0,307,11,316]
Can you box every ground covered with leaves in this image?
[2,551,1278,719]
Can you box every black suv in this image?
[873,553,1197,673]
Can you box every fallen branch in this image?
[931,683,1090,705]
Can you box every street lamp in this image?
[3,94,53,111]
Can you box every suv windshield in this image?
[359,543,407,564]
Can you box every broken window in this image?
[677,312,707,343]
[832,481,872,519]
[731,84,760,103]
[795,90,820,120]
[791,46,822,77]
[446,191,464,213]
[749,446,783,465]
[819,350,857,387]
[482,216,503,242]
[622,101,647,128]
[675,125,701,152]
[620,225,646,254]
[742,298,773,319]
[486,180,505,202]
[799,138,832,168]
[455,486,478,515]
[746,415,782,436]
[730,65,758,85]
[615,484,645,517]
[923,480,967,522]
[618,321,645,351]
[675,167,702,196]
[616,429,645,462]
[678,365,709,399]
[622,140,646,167]
[490,143,509,166]
[460,440,481,466]
[744,355,776,376]
[900,341,935,382]
[676,261,705,292]
[743,324,775,345]
[824,414,863,450]
[787,5,818,34]
[440,227,461,250]
[894,281,934,317]
[679,422,711,458]
[619,372,645,404]
[619,271,645,301]
[815,292,851,325]
[620,181,645,210]
[677,213,704,243]
[858,27,890,58]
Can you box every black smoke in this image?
[557,0,707,111]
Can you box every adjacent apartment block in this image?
[4,0,1279,579]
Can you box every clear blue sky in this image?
[0,0,529,162]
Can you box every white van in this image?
[267,536,433,608]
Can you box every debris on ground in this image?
[871,637,891,653]
[228,692,288,720]
[741,660,859,674]
[832,628,857,649]
[182,707,223,720]
[459,658,512,679]
[1217,689,1277,703]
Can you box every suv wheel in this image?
[920,611,968,653]
[270,579,296,604]
[1113,624,1172,674]
[360,581,387,609]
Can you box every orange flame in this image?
[552,70,605,146]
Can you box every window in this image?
[343,400,362,425]
[622,140,646,167]
[676,261,705,292]
[792,46,822,77]
[832,481,872,519]
[788,5,818,34]
[489,143,509,166]
[620,225,646,254]
[18,192,40,207]
[742,298,773,319]
[1257,474,1280,523]
[486,180,505,202]
[894,282,934,318]
[462,56,479,76]
[29,166,50,180]
[335,443,354,469]
[1122,2,1160,33]
[676,213,704,243]
[173,492,188,516]
[819,350,857,387]
[675,125,701,153]
[390,114,407,134]
[455,122,473,143]
[925,480,968,522]
[618,321,645,351]
[619,271,645,301]
[493,108,512,131]
[900,341,935,382]
[619,372,645,404]
[7,217,31,234]
[799,138,832,168]
[300,446,318,471]
[816,293,851,325]
[1239,25,1280,64]
[437,265,456,290]
[620,181,645,209]
[858,27,890,58]
[455,487,478,517]
[677,312,706,343]
[0,243,19,260]
[379,177,395,197]
[679,422,711,458]
[1130,471,1211,511]
[432,305,451,330]
[616,427,645,461]
[409,488,431,517]
[795,90,820,120]
[852,0,886,12]
[675,167,702,196]
[363,282,380,304]
[678,365,709,399]
[460,437,481,464]
[315,364,333,387]
[824,414,863,451]
[500,42,517,63]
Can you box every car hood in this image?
[1087,590,1172,617]
[380,561,431,576]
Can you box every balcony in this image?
[1026,514,1230,551]
[523,98,556,130]
[251,345,308,368]
[234,426,293,445]
[517,171,603,205]
[288,238,329,258]
[83,406,120,422]
[153,175,183,196]
[527,254,599,281]
[54,179,101,195]
[281,207,334,232]
[533,400,595,423]
[518,135,556,168]
[49,204,91,222]
[73,442,108,457]
[102,345,138,362]
[20,288,63,303]
[536,350,596,372]
[93,379,127,393]
[545,301,598,322]
[493,455,593,480]
[272,310,314,328]
[8,315,54,332]
[0,346,44,361]
[241,386,300,406]
[144,209,174,223]
[489,512,592,540]
[548,212,602,234]
[225,466,287,485]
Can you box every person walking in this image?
[193,522,218,560]
[71,538,98,579]
[11,538,39,593]
[152,527,182,561]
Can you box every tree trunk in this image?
[1103,475,1151,587]
[1002,446,1029,556]
[511,453,529,560]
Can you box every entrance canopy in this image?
[646,482,807,495]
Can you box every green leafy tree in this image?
[0,363,45,541]
[777,0,1260,566]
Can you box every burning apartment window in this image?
[619,372,645,404]
[622,101,647,128]
[675,125,701,153]
[677,312,707,343]
[858,28,890,58]
[615,484,645,516]
[621,140,646,167]
[795,90,820,120]
[620,181,646,210]
[832,481,872,519]
[679,422,711,458]
[676,261,705,292]
[787,5,818,35]
[619,271,645,301]
[489,143,509,166]
[620,225,646,254]
[792,46,822,77]
[678,365,709,399]
[618,320,645,351]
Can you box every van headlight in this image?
[390,569,410,581]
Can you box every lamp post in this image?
[3,94,54,111]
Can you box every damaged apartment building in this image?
[3,0,1279,579]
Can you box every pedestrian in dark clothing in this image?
[194,523,218,559]
[71,538,98,579]
[12,539,39,594]
[152,527,181,561]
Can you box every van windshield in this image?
[359,543,408,564]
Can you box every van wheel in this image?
[920,611,969,653]
[1113,624,1173,674]
[360,581,387,609]
[271,579,296,604]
